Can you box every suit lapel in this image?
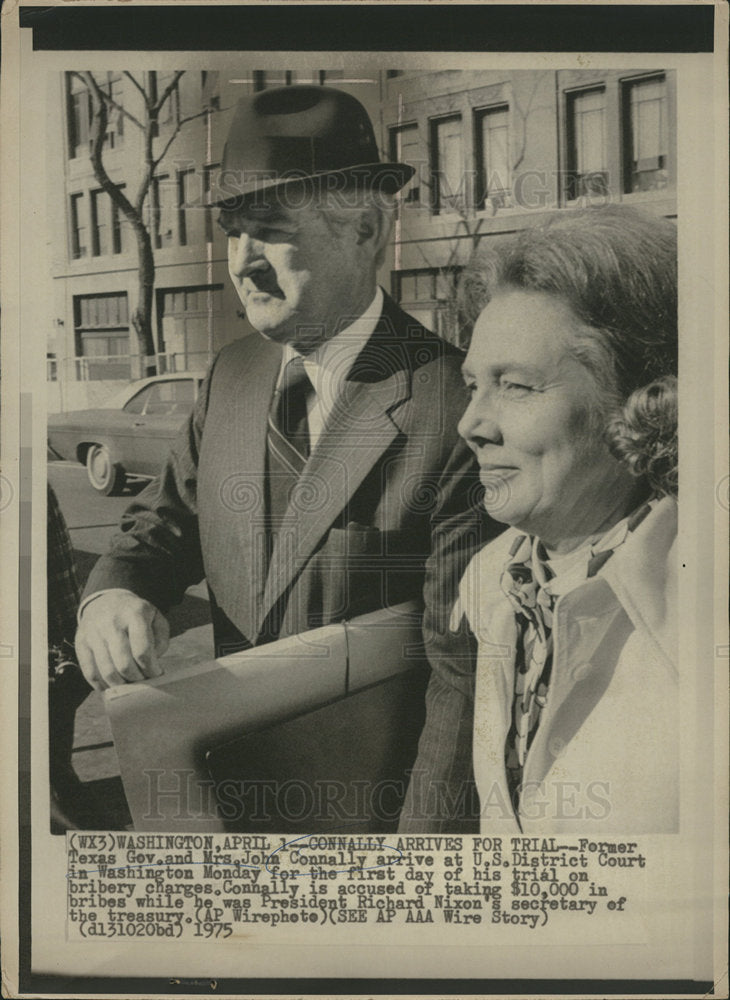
[229,334,281,623]
[258,303,412,634]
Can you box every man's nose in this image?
[458,392,502,448]
[228,233,268,279]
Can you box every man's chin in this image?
[256,324,296,345]
[244,306,293,343]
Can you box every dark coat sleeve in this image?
[81,356,218,613]
[399,429,501,833]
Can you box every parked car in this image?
[48,373,206,495]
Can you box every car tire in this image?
[86,445,126,496]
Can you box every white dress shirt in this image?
[279,286,383,451]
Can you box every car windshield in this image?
[104,377,202,412]
[102,383,140,409]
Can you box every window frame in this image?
[473,103,511,210]
[69,192,86,260]
[621,72,670,195]
[564,84,609,203]
[429,113,464,216]
[389,122,421,207]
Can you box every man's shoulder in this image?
[376,293,466,386]
[208,331,281,388]
[382,293,464,356]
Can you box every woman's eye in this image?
[499,379,533,396]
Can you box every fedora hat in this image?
[210,85,415,207]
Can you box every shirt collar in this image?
[281,287,383,395]
[515,499,660,599]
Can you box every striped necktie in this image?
[266,355,312,534]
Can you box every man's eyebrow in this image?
[217,208,292,231]
[217,212,241,232]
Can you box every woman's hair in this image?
[459,205,678,497]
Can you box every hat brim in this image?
[207,162,415,210]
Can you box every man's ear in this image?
[355,207,378,246]
[355,206,393,263]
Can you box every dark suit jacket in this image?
[85,293,495,825]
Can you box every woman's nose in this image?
[458,392,502,447]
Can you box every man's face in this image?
[219,196,369,352]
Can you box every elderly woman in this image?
[405,205,678,835]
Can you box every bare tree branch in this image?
[152,108,217,171]
[123,71,149,105]
[152,70,185,115]
[511,71,544,174]
[103,95,145,133]
[76,68,223,376]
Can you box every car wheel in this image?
[85,445,126,496]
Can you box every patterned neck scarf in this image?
[500,501,654,813]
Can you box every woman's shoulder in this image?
[451,525,520,630]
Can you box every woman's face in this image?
[459,289,636,552]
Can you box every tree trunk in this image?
[130,223,157,379]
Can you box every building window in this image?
[203,163,220,244]
[566,87,608,201]
[622,75,668,193]
[69,193,86,259]
[253,71,267,92]
[156,284,224,371]
[66,73,92,159]
[90,189,109,257]
[66,72,124,157]
[475,105,510,209]
[394,267,463,344]
[158,72,179,126]
[111,184,127,255]
[177,169,197,246]
[150,174,175,248]
[148,71,179,135]
[389,123,421,205]
[201,70,220,110]
[105,72,124,149]
[74,292,130,378]
[430,115,464,214]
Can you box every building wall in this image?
[48,67,677,408]
[380,69,677,344]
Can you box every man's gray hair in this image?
[313,187,396,267]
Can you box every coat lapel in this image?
[258,303,412,634]
[523,578,630,792]
[229,334,281,623]
[525,497,678,792]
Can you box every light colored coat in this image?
[456,496,678,835]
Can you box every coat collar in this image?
[466,495,678,667]
[598,495,677,669]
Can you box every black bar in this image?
[20,975,718,995]
[18,5,714,53]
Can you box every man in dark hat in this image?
[75,86,491,829]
